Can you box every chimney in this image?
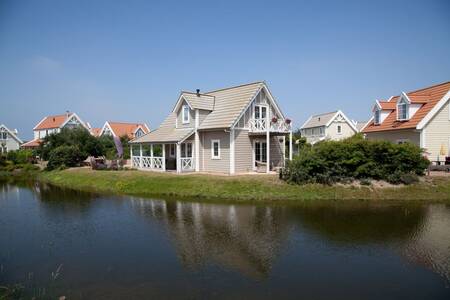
[66,110,70,118]
[196,89,200,97]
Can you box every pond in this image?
[1,181,449,299]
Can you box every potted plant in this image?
[271,117,278,123]
[285,118,291,124]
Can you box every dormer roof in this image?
[363,81,450,133]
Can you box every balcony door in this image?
[254,105,268,131]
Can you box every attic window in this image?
[374,109,381,125]
[397,101,409,121]
[182,105,190,124]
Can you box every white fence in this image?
[249,118,291,133]
[181,157,193,171]
[132,156,164,170]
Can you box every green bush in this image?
[281,135,429,185]
[6,149,34,164]
[47,145,87,170]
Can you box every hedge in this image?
[281,135,430,184]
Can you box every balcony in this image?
[248,118,291,133]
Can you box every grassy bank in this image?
[37,168,450,203]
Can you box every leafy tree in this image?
[47,145,86,170]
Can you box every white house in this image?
[300,110,359,144]
[0,124,23,153]
[130,81,293,174]
[363,81,450,163]
[22,111,89,149]
[98,121,150,139]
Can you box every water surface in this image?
[1,182,449,299]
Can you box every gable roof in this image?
[21,139,41,148]
[103,121,150,139]
[301,111,337,129]
[177,92,215,111]
[33,112,88,131]
[199,81,265,129]
[130,113,193,143]
[363,81,450,133]
[0,124,23,144]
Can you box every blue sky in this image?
[0,0,449,140]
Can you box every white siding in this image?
[423,100,450,161]
[326,120,356,141]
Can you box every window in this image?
[397,101,408,120]
[211,139,220,159]
[0,131,7,140]
[337,125,342,134]
[135,129,144,138]
[374,109,381,124]
[254,141,267,164]
[319,127,324,135]
[180,142,193,158]
[182,105,190,124]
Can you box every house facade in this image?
[362,81,450,163]
[129,81,293,174]
[21,112,89,149]
[300,110,358,144]
[99,121,150,139]
[0,124,23,153]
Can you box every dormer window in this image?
[182,105,190,124]
[397,99,409,121]
[374,109,381,125]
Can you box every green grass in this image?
[37,168,450,203]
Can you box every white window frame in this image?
[397,100,409,121]
[337,125,342,134]
[182,105,190,124]
[211,139,220,159]
[374,109,381,125]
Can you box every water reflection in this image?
[1,182,449,299]
[129,198,292,279]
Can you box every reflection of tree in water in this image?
[130,198,292,279]
[290,203,426,244]
[403,204,450,283]
[31,182,98,215]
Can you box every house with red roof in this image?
[22,111,90,149]
[99,121,150,139]
[362,81,450,163]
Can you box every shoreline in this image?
[28,168,450,204]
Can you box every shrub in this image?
[6,149,34,164]
[47,145,87,170]
[281,136,429,185]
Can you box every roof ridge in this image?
[108,121,145,125]
[404,81,450,95]
[204,81,264,94]
[181,91,215,97]
[311,110,338,117]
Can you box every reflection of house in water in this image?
[404,205,450,283]
[129,198,292,279]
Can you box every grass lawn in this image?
[37,168,450,203]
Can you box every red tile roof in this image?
[363,81,450,133]
[90,128,102,137]
[378,101,396,110]
[34,113,72,130]
[107,122,150,139]
[21,139,41,148]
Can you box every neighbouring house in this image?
[99,121,150,139]
[362,81,450,164]
[0,124,23,153]
[90,127,102,137]
[21,111,90,149]
[129,81,293,174]
[300,110,359,144]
